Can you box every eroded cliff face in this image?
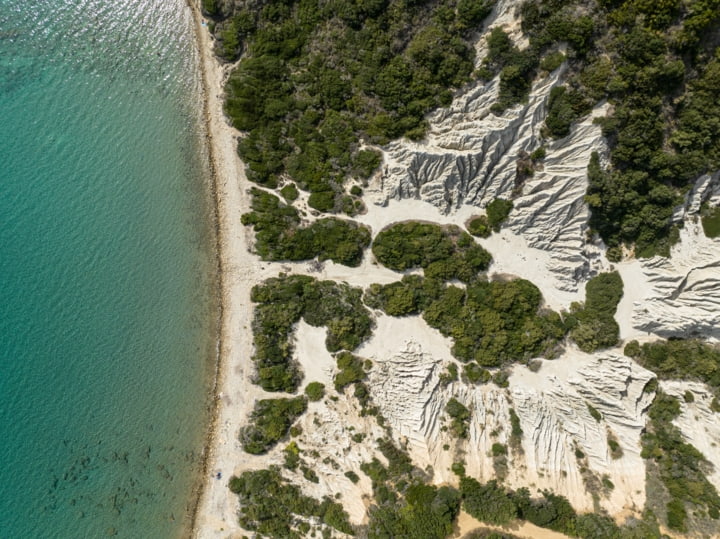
[358,316,655,517]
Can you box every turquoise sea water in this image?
[0,1,215,537]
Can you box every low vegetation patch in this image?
[241,188,370,266]
[446,398,471,439]
[364,275,443,316]
[485,199,514,232]
[568,271,624,353]
[460,474,663,538]
[229,466,354,537]
[701,205,720,238]
[360,438,461,539]
[467,215,492,238]
[423,277,566,366]
[626,338,720,395]
[367,275,567,366]
[251,275,372,392]
[372,222,492,282]
[334,352,367,392]
[240,397,307,454]
[304,382,325,402]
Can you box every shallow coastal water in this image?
[0,1,215,537]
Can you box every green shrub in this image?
[492,370,510,388]
[545,86,592,139]
[492,443,508,457]
[283,441,301,470]
[241,397,308,454]
[367,483,461,539]
[372,222,492,282]
[570,271,624,352]
[353,150,382,179]
[701,205,720,238]
[486,199,514,231]
[440,363,459,386]
[446,398,471,439]
[280,183,299,202]
[461,477,518,526]
[364,275,443,316]
[513,489,578,535]
[423,278,566,365]
[530,146,547,160]
[464,363,491,384]
[345,470,360,483]
[201,0,217,16]
[587,403,602,422]
[607,436,623,459]
[305,382,325,402]
[628,338,720,393]
[540,51,565,72]
[334,352,366,391]
[467,215,492,238]
[509,408,523,444]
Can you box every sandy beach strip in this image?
[186,1,264,537]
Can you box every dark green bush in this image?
[242,188,371,267]
[305,382,325,401]
[467,215,492,238]
[701,205,720,238]
[372,222,492,282]
[368,483,461,539]
[540,51,565,72]
[280,183,299,202]
[628,338,720,392]
[464,363,491,384]
[308,190,336,212]
[364,275,443,316]
[485,199,514,231]
[423,278,566,365]
[241,397,308,454]
[334,352,367,392]
[544,86,592,138]
[587,403,602,422]
[461,477,518,526]
[570,271,624,352]
[345,470,360,483]
[440,363,459,386]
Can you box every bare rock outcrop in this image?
[625,224,720,340]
